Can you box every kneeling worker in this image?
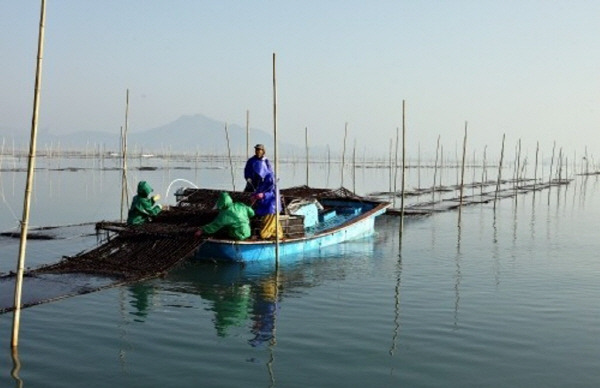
[195,192,255,240]
[127,181,163,225]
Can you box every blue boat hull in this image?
[194,201,389,263]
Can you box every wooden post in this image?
[341,122,348,187]
[494,134,506,210]
[120,89,130,222]
[481,145,487,196]
[458,122,467,225]
[417,143,421,190]
[12,0,46,348]
[471,149,476,197]
[533,141,539,192]
[514,138,521,203]
[388,139,393,196]
[305,127,309,186]
[558,147,563,182]
[272,53,280,267]
[548,140,556,204]
[393,125,400,196]
[400,100,406,233]
[352,139,356,193]
[440,145,444,190]
[224,123,236,191]
[326,144,331,186]
[432,135,440,204]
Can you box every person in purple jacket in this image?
[251,172,283,239]
[244,144,274,192]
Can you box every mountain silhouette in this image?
[1,114,278,156]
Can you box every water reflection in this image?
[11,347,24,388]
[152,245,368,347]
[129,283,155,322]
[389,252,402,357]
[248,276,280,347]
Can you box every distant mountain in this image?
[130,114,274,155]
[0,114,280,155]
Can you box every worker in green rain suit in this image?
[127,181,163,225]
[195,192,255,240]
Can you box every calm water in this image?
[1,157,600,387]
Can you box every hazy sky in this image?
[2,1,599,159]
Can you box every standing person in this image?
[195,192,255,240]
[127,181,163,225]
[244,144,273,192]
[252,172,283,239]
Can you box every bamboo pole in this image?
[432,135,440,204]
[341,122,348,187]
[481,145,487,196]
[515,138,521,203]
[400,100,406,234]
[388,139,393,196]
[352,139,357,193]
[417,143,421,190]
[458,122,467,225]
[440,145,444,190]
[548,141,556,206]
[326,144,331,187]
[549,141,556,182]
[224,123,236,191]
[272,53,280,267]
[533,141,539,192]
[305,127,309,186]
[120,89,130,222]
[393,126,400,195]
[493,134,506,210]
[471,149,476,197]
[12,0,46,348]
[558,147,563,182]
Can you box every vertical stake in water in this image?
[548,141,556,204]
[12,0,46,348]
[352,139,357,193]
[224,123,236,191]
[305,127,309,186]
[388,139,393,197]
[120,89,130,222]
[515,138,521,204]
[341,122,348,188]
[400,100,406,235]
[393,125,400,196]
[272,53,280,267]
[417,143,421,190]
[440,145,444,191]
[481,145,488,196]
[494,134,506,210]
[558,147,563,182]
[458,122,468,226]
[533,141,539,193]
[432,135,440,205]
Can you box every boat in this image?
[0,186,389,313]
[174,186,391,263]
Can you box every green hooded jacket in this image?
[203,192,255,240]
[127,181,162,225]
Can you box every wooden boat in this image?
[175,186,391,263]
